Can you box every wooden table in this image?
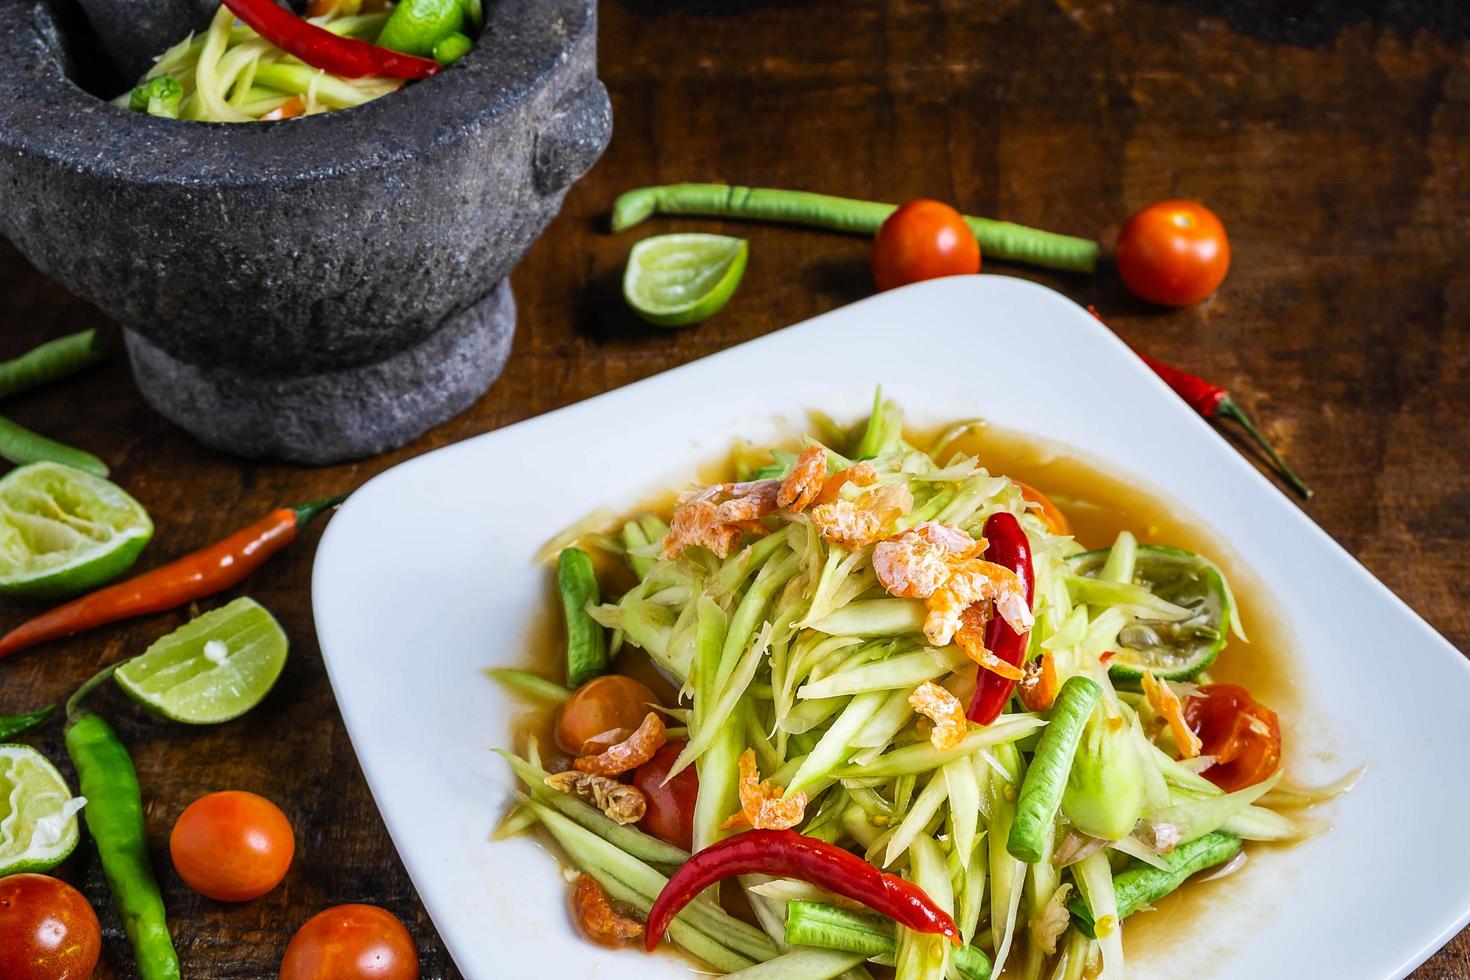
[3,0,1467,975]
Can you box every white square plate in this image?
[313,275,1470,979]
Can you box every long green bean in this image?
[1008,676,1101,862]
[1068,832,1243,938]
[0,416,107,476]
[0,330,106,398]
[784,902,993,979]
[611,185,1100,273]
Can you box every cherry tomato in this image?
[280,904,419,980]
[1114,199,1230,306]
[170,790,295,902]
[555,675,658,755]
[871,199,981,291]
[0,874,101,980]
[631,739,699,850]
[1183,684,1282,792]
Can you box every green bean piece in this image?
[557,547,608,687]
[433,31,473,65]
[0,704,54,740]
[64,712,181,980]
[129,77,183,118]
[0,329,107,399]
[610,184,1100,274]
[1067,832,1243,938]
[784,902,993,980]
[1007,675,1102,863]
[0,416,108,476]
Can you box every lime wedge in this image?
[623,233,748,327]
[0,462,152,599]
[0,744,84,876]
[115,597,288,725]
[1069,545,1231,682]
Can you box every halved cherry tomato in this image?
[556,675,658,756]
[1183,683,1281,792]
[1015,481,1069,536]
[280,904,419,980]
[632,739,698,851]
[871,200,981,291]
[0,873,101,980]
[170,790,295,901]
[1115,200,1230,306]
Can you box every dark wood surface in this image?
[2,0,1467,975]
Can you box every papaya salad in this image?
[492,393,1358,978]
[116,0,479,122]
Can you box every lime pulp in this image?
[0,461,152,599]
[0,744,83,876]
[115,597,289,725]
[623,233,748,327]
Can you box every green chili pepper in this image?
[0,704,55,740]
[0,329,107,400]
[557,547,608,687]
[64,668,180,980]
[0,416,108,477]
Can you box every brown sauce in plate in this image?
[501,421,1303,974]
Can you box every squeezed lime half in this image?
[0,462,152,599]
[115,597,288,725]
[623,233,749,327]
[0,744,84,876]
[1069,545,1232,682]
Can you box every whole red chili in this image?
[644,829,959,951]
[1087,307,1312,499]
[0,495,344,660]
[221,0,440,79]
[967,512,1034,725]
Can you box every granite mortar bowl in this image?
[0,0,610,463]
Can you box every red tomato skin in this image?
[871,200,981,291]
[632,740,698,851]
[0,874,101,980]
[1183,683,1282,792]
[1115,200,1231,306]
[280,904,420,980]
[556,675,659,756]
[170,790,295,902]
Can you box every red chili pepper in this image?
[966,512,1034,725]
[1087,306,1312,499]
[644,829,959,951]
[0,495,344,660]
[221,0,440,79]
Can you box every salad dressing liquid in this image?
[509,422,1301,972]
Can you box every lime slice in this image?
[376,0,465,58]
[0,744,84,876]
[1069,545,1231,682]
[115,597,288,724]
[623,233,748,327]
[0,462,152,599]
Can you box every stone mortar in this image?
[0,0,610,463]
